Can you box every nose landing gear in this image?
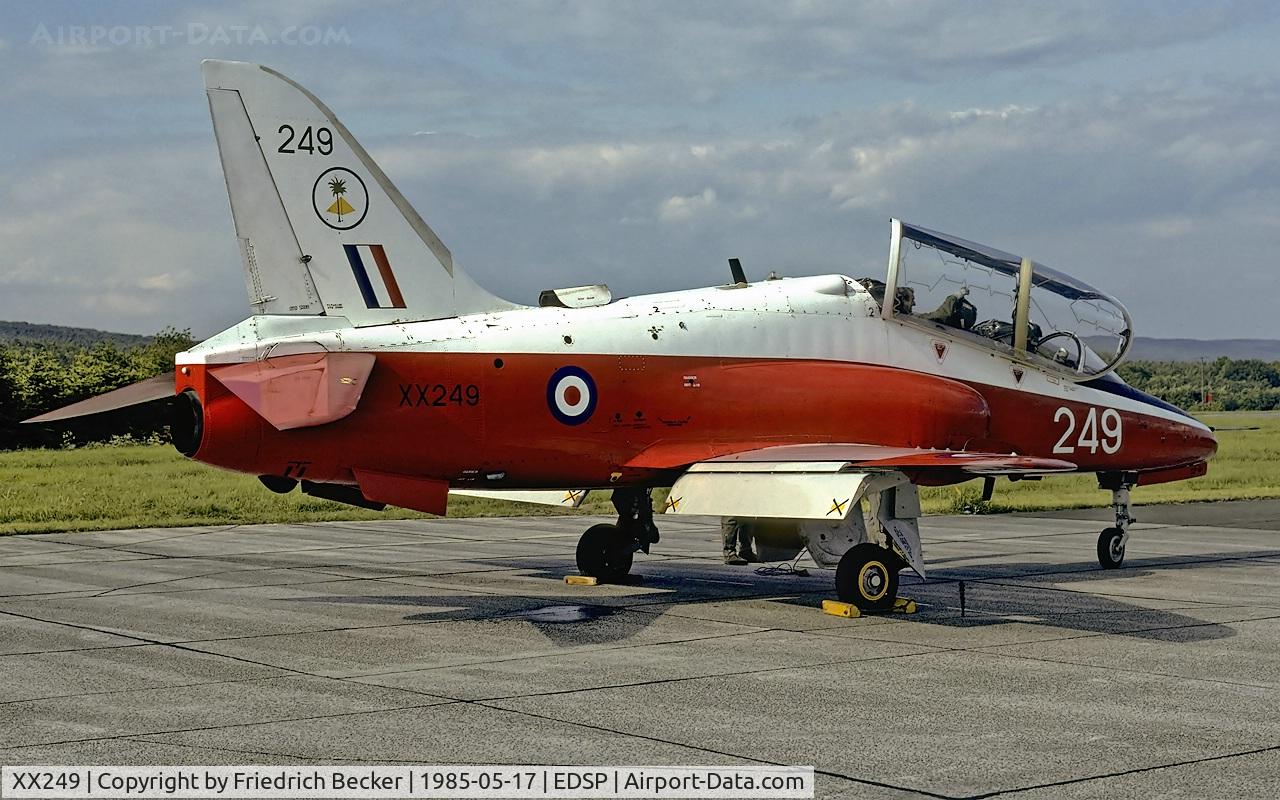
[573,488,658,583]
[1097,472,1137,569]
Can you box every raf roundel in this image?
[547,366,598,426]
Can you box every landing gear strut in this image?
[1097,472,1137,569]
[574,488,659,582]
[611,487,660,553]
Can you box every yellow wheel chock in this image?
[821,597,916,618]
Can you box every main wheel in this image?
[835,543,899,611]
[1097,527,1125,569]
[575,523,634,583]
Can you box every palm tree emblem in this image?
[326,177,355,221]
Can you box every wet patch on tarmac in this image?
[500,604,621,624]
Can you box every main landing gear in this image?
[575,524,634,583]
[574,488,659,583]
[1097,472,1137,569]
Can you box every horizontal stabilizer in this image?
[22,372,175,424]
[211,352,374,430]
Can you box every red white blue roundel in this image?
[547,366,597,426]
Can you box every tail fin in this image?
[202,59,516,325]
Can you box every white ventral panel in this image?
[665,468,874,520]
[449,489,589,508]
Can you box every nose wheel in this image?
[835,543,900,611]
[1097,527,1126,568]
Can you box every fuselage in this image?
[175,274,1216,489]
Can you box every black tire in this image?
[1097,527,1125,569]
[575,523,634,583]
[835,543,899,611]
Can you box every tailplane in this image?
[202,59,516,325]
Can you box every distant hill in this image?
[0,321,152,348]
[1127,338,1280,362]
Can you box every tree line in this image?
[0,329,195,450]
[0,321,153,348]
[1,336,1277,451]
[1118,358,1280,412]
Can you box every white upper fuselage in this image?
[181,274,1209,433]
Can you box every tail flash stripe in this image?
[369,244,406,309]
[343,244,380,309]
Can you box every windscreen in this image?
[1025,267,1131,376]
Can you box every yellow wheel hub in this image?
[857,559,890,602]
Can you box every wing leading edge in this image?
[635,442,1075,477]
[700,443,1076,475]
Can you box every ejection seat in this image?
[918,289,978,331]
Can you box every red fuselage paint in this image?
[178,352,1217,490]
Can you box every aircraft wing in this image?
[660,443,1075,520]
[633,442,1075,475]
[698,443,1076,475]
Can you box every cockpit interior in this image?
[862,221,1133,380]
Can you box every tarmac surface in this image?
[3,499,1280,798]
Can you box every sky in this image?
[1,0,1277,339]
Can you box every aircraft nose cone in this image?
[1177,418,1218,464]
[1199,426,1219,459]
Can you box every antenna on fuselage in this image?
[727,258,748,286]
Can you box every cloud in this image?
[137,272,188,291]
[0,144,243,335]
[5,72,1278,338]
[948,105,1036,121]
[447,1,1272,98]
[2,2,1278,339]
[659,188,717,222]
[365,76,1279,336]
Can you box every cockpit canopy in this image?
[872,220,1133,381]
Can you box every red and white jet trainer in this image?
[33,61,1217,610]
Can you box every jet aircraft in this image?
[30,61,1218,610]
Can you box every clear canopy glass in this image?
[878,220,1132,380]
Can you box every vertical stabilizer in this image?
[202,59,517,325]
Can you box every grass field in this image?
[1,412,1276,535]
